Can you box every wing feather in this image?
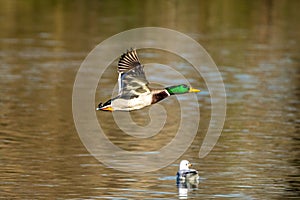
[117,48,150,98]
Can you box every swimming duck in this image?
[176,160,199,182]
[97,49,200,111]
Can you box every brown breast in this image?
[151,90,170,104]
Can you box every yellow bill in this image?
[189,87,201,93]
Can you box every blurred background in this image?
[1,0,299,199]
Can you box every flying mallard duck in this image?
[97,49,200,111]
[176,160,199,183]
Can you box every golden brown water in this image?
[1,0,300,199]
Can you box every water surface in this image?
[1,0,299,199]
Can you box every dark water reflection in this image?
[1,0,299,199]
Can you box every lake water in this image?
[1,0,299,199]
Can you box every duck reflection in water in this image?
[176,160,199,199]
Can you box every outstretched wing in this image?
[117,49,150,99]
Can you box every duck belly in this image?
[112,94,152,111]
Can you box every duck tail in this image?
[118,48,141,73]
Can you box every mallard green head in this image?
[166,84,200,95]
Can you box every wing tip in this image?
[118,48,141,73]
